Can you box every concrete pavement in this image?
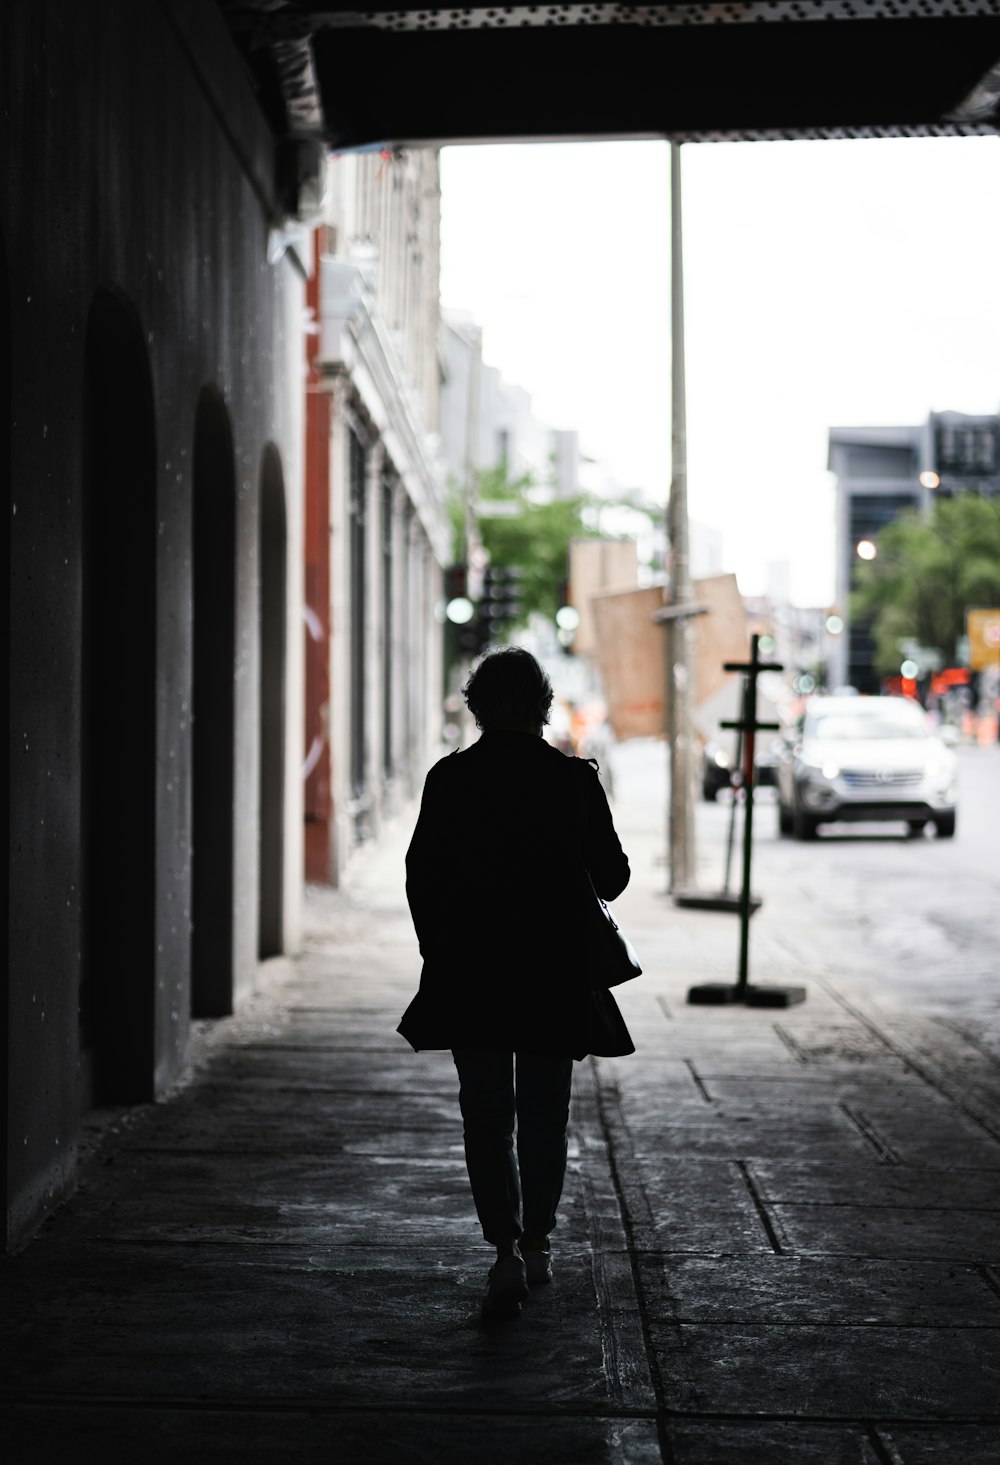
[2,740,999,1463]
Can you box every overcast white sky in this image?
[439,136,1000,607]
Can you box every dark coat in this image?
[397,729,635,1059]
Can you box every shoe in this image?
[482,1255,529,1315]
[523,1246,553,1285]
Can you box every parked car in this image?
[776,695,958,840]
[701,736,780,801]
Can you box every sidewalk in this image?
[2,743,999,1464]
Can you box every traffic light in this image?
[476,564,523,648]
[442,562,482,657]
[447,563,524,659]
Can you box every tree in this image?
[449,465,610,631]
[850,495,1000,674]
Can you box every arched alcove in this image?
[80,287,158,1104]
[191,388,237,1016]
[258,444,287,959]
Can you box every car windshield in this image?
[807,709,928,741]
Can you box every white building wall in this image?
[440,311,560,492]
[318,148,450,878]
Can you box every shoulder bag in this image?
[584,871,642,989]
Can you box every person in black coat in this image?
[397,647,635,1315]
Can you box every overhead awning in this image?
[218,1,1000,149]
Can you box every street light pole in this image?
[665,138,696,894]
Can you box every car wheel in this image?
[793,804,819,840]
[907,820,928,837]
[935,811,956,838]
[778,802,793,836]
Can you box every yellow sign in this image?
[967,608,1000,670]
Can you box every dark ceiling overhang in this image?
[218,1,1000,148]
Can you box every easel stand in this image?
[687,634,806,1009]
[674,686,761,916]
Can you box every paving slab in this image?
[258,1014,425,1050]
[879,1424,1000,1463]
[750,1160,1000,1208]
[195,1046,460,1093]
[666,1420,883,1464]
[638,1255,1000,1326]
[750,1021,901,1063]
[59,1151,481,1245]
[0,1243,628,1411]
[700,1074,932,1102]
[112,1084,463,1154]
[608,1115,877,1165]
[770,1201,1000,1261]
[58,1151,598,1252]
[651,1321,1000,1419]
[612,1157,776,1253]
[2,1407,663,1465]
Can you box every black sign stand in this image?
[687,633,807,1009]
[674,676,762,916]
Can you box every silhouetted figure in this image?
[398,647,634,1316]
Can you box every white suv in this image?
[777,695,958,840]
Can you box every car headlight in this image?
[799,759,839,783]
[928,768,956,794]
[798,758,839,808]
[924,755,956,791]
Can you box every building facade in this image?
[4,0,310,1248]
[439,310,586,498]
[827,411,1000,693]
[303,149,450,885]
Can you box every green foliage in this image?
[450,465,607,631]
[850,495,1000,673]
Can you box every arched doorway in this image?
[80,287,157,1104]
[258,445,287,959]
[191,389,237,1016]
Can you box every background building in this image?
[828,410,1000,693]
[439,310,587,497]
[304,149,450,885]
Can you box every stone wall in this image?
[3,0,305,1248]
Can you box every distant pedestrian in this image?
[398,646,635,1316]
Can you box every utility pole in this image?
[663,139,696,893]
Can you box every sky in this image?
[438,135,1000,608]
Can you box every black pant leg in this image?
[515,1052,573,1238]
[452,1049,522,1244]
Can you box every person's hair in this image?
[462,647,554,732]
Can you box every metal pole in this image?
[722,686,745,896]
[736,640,760,997]
[666,138,695,893]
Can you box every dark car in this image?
[701,736,780,801]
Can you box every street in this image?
[760,743,1000,1047]
[609,738,1000,1051]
